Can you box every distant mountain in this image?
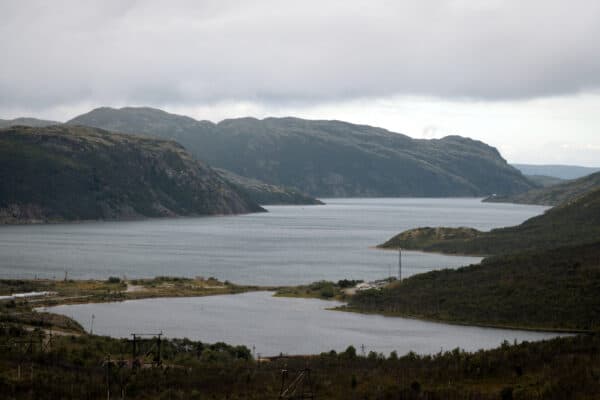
[68,107,535,197]
[379,186,600,256]
[0,125,263,224]
[512,163,600,180]
[485,171,600,206]
[524,174,565,187]
[0,117,59,128]
[215,169,323,205]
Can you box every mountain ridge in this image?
[0,117,60,128]
[68,107,535,197]
[512,163,600,180]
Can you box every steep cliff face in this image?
[69,107,535,197]
[0,125,264,224]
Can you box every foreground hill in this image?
[349,241,600,331]
[68,107,535,197]
[513,163,600,180]
[215,168,323,205]
[0,126,263,223]
[379,187,600,256]
[485,171,600,206]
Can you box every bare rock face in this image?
[0,125,264,224]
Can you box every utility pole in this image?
[129,332,163,368]
[398,248,402,281]
[105,354,111,400]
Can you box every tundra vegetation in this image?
[1,318,599,399]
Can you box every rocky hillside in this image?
[68,107,535,197]
[0,125,263,223]
[215,169,323,205]
[485,171,600,206]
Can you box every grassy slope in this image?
[379,187,600,256]
[68,107,535,197]
[349,242,600,331]
[485,171,600,206]
[0,125,263,223]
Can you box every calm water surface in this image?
[46,292,562,356]
[0,198,547,285]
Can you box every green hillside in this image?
[68,107,535,197]
[0,125,263,223]
[485,171,600,206]
[348,241,600,331]
[379,187,600,256]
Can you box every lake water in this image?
[46,292,562,356]
[0,198,547,285]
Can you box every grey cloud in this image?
[1,0,600,111]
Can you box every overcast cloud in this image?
[1,0,600,165]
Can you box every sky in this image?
[1,0,600,166]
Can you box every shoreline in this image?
[333,306,587,335]
[370,245,489,258]
[1,277,587,338]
